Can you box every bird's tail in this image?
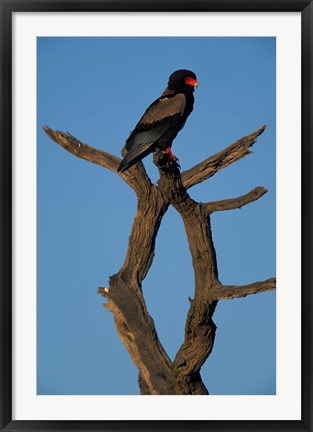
[117,143,153,172]
[117,156,134,173]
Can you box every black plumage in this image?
[117,69,198,172]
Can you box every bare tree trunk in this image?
[44,125,276,395]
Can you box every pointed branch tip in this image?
[98,287,110,298]
[212,277,276,301]
[182,125,268,189]
[205,186,268,213]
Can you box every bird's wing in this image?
[125,93,186,151]
[137,93,186,125]
[118,93,186,172]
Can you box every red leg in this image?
[165,147,178,162]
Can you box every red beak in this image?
[185,77,198,87]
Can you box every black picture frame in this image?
[1,1,312,431]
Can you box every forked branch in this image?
[44,125,275,395]
[43,126,151,196]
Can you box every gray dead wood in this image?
[44,125,276,395]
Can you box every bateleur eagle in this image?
[117,69,198,172]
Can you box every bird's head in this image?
[168,69,198,92]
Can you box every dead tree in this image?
[44,125,276,395]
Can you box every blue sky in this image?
[37,37,276,395]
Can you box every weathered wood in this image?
[44,125,276,395]
[204,186,268,213]
[138,372,151,395]
[101,276,175,395]
[211,278,276,301]
[43,126,151,195]
[181,125,266,189]
[154,152,219,394]
[98,185,174,395]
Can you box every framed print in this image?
[1,1,312,431]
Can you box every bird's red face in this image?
[185,76,198,88]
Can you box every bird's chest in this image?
[155,120,185,149]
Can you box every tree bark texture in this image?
[44,125,276,395]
